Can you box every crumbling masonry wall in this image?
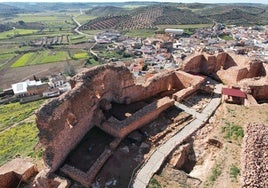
[36,64,200,173]
[242,123,268,188]
[182,52,266,84]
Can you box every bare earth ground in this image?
[0,60,85,89]
[154,103,268,188]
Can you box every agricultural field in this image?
[0,122,40,166]
[0,29,38,40]
[75,14,96,25]
[0,100,45,166]
[6,12,75,30]
[70,35,89,44]
[11,50,71,67]
[72,52,89,60]
[156,23,213,31]
[0,100,44,132]
[123,29,155,38]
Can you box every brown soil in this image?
[0,60,85,89]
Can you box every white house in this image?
[12,80,43,97]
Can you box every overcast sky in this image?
[0,0,267,4]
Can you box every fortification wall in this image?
[36,64,197,173]
[183,52,267,86]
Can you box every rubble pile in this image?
[242,123,268,188]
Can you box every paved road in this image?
[131,96,221,188]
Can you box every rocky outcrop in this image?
[241,123,268,188]
[36,64,204,173]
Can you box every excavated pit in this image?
[107,101,149,121]
[62,127,114,173]
[91,106,193,188]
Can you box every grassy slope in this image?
[0,100,45,166]
[0,122,39,166]
[0,100,44,131]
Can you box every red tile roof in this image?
[222,88,246,98]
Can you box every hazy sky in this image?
[0,0,267,4]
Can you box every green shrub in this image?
[230,164,240,180]
[148,177,161,188]
[209,164,222,182]
[221,122,244,140]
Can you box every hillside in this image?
[0,3,24,16]
[197,5,268,25]
[85,6,128,17]
[81,4,268,31]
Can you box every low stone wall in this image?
[60,148,112,188]
[0,158,37,188]
[173,87,196,102]
[99,97,174,138]
[241,123,268,188]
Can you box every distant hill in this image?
[85,6,127,17]
[81,3,268,31]
[0,3,24,16]
[197,5,268,25]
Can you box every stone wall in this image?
[183,52,267,86]
[99,97,174,138]
[183,52,238,75]
[36,64,201,173]
[242,123,268,188]
[0,158,37,188]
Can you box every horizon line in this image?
[0,1,267,4]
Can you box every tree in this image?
[18,20,25,25]
[64,61,76,77]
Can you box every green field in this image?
[70,35,88,44]
[0,53,15,61]
[124,29,156,38]
[0,53,15,69]
[0,122,39,166]
[0,29,38,40]
[75,15,96,24]
[156,24,213,31]
[0,100,44,132]
[73,52,89,59]
[11,50,71,67]
[8,12,75,29]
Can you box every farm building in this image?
[12,80,46,97]
[165,29,184,35]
